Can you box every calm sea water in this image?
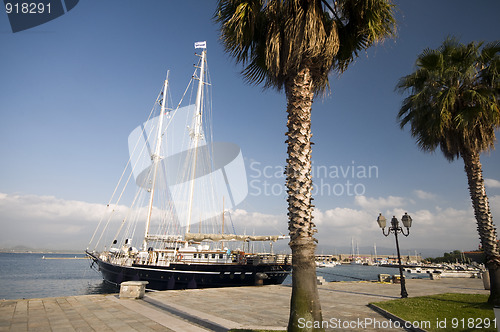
[0,253,117,300]
[0,253,427,300]
[315,263,428,283]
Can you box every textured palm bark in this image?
[285,66,323,331]
[463,149,500,304]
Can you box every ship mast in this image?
[186,45,206,234]
[143,72,169,251]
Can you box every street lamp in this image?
[377,212,412,298]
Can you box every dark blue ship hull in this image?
[86,251,291,290]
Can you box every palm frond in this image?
[334,0,396,72]
[215,0,395,92]
[396,36,500,160]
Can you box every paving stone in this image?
[0,278,490,331]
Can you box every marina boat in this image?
[430,270,481,278]
[403,263,482,278]
[427,264,482,278]
[86,43,291,290]
[316,260,339,268]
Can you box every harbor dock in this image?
[0,278,489,331]
[41,256,87,260]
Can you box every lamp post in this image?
[377,212,412,298]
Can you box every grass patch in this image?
[372,293,496,331]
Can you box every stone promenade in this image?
[0,278,489,331]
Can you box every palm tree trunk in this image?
[285,66,323,331]
[462,149,500,304]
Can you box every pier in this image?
[41,256,87,260]
[0,278,488,331]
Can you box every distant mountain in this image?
[0,246,81,254]
[0,245,35,252]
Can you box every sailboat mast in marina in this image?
[86,43,291,290]
[350,238,362,265]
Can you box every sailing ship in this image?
[86,43,291,290]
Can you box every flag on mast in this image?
[194,41,207,49]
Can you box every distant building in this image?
[317,254,421,264]
[463,251,485,263]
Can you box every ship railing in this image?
[108,255,134,266]
[245,253,292,265]
[124,250,292,266]
[98,249,136,266]
[174,253,234,265]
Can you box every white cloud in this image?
[0,192,489,256]
[0,192,126,250]
[490,195,500,221]
[314,208,372,228]
[231,209,287,233]
[0,193,104,221]
[312,203,479,254]
[0,193,290,251]
[485,178,500,189]
[414,190,437,200]
[354,195,406,211]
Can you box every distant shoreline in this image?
[0,249,85,254]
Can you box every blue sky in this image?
[1,1,499,256]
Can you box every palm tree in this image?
[397,37,500,304]
[215,1,396,329]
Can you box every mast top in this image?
[194,41,207,49]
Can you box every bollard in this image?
[255,272,268,286]
[429,272,441,280]
[119,281,149,299]
[482,270,491,290]
[378,274,391,282]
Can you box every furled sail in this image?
[184,233,287,242]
